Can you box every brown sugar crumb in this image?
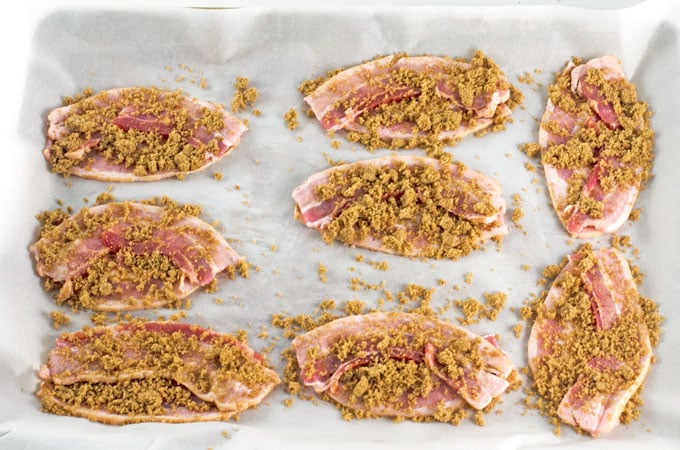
[628,208,642,221]
[213,172,223,180]
[520,264,531,271]
[169,311,187,321]
[90,313,107,326]
[50,311,70,330]
[231,77,259,113]
[512,323,523,338]
[95,191,115,205]
[318,263,328,283]
[464,272,474,284]
[349,277,386,292]
[524,162,536,172]
[344,299,365,315]
[518,71,535,85]
[521,142,541,158]
[368,260,389,271]
[284,108,299,130]
[542,263,564,279]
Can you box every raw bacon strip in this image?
[292,312,516,418]
[528,247,653,437]
[30,201,242,311]
[37,322,280,424]
[303,51,519,144]
[538,56,654,238]
[44,87,247,182]
[292,155,507,259]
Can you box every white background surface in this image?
[1,1,679,449]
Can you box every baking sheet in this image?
[1,1,680,448]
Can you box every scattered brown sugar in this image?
[368,260,389,271]
[512,323,523,338]
[524,244,662,435]
[231,77,259,113]
[284,108,299,130]
[318,263,328,283]
[312,158,502,260]
[213,172,223,180]
[50,311,70,330]
[464,272,474,284]
[322,152,346,167]
[454,291,507,325]
[300,51,523,154]
[628,208,642,221]
[349,277,386,292]
[511,193,524,229]
[521,142,541,158]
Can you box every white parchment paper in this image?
[1,1,679,448]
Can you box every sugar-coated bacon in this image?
[303,52,519,144]
[292,312,516,418]
[538,56,653,238]
[528,247,653,437]
[44,87,247,181]
[37,322,280,424]
[292,155,507,259]
[30,202,242,310]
